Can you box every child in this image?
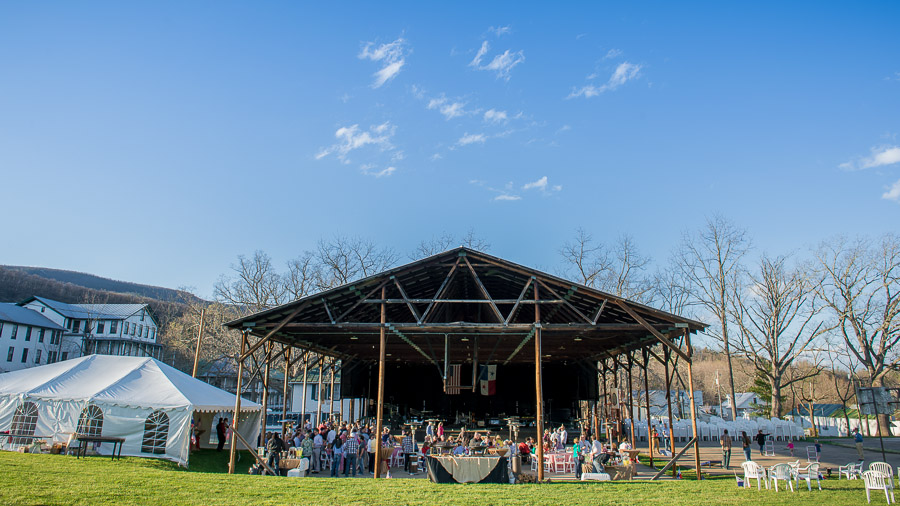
[787,441,794,456]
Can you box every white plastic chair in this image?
[863,470,895,504]
[794,462,822,491]
[841,461,865,480]
[871,463,896,490]
[742,461,766,490]
[769,463,794,492]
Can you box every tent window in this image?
[11,401,38,445]
[76,404,103,437]
[141,410,169,454]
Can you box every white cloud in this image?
[883,179,900,202]
[488,25,511,37]
[428,96,469,119]
[469,41,525,80]
[523,176,562,193]
[483,109,508,123]
[458,133,487,146]
[358,38,408,88]
[316,122,397,163]
[494,194,521,201]
[604,49,622,60]
[360,165,396,178]
[568,62,643,98]
[840,145,900,171]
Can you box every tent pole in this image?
[534,280,545,482]
[228,330,248,474]
[374,286,387,479]
[643,347,653,468]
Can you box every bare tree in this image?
[677,215,751,420]
[559,230,651,300]
[214,250,287,313]
[285,251,318,300]
[412,228,491,259]
[823,342,856,437]
[314,236,399,290]
[731,255,825,417]
[813,234,900,434]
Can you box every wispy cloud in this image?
[522,176,562,193]
[458,133,487,146]
[483,109,508,124]
[428,96,470,120]
[316,122,397,163]
[494,194,521,201]
[883,179,900,202]
[568,62,642,98]
[840,145,900,171]
[603,49,622,60]
[360,164,396,178]
[358,37,408,88]
[469,40,525,81]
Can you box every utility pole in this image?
[191,308,205,378]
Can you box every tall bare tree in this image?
[412,228,491,259]
[677,215,751,420]
[813,234,900,434]
[559,230,652,300]
[214,250,287,313]
[314,236,398,290]
[730,255,825,417]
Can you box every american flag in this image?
[445,364,462,394]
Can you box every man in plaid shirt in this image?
[402,430,415,473]
[343,431,360,477]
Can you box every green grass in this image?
[0,450,873,506]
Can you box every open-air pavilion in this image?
[223,247,707,480]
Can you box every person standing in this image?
[343,431,360,477]
[854,429,865,459]
[426,422,434,439]
[741,431,752,461]
[402,430,415,473]
[266,433,284,475]
[216,418,227,452]
[573,436,584,479]
[559,425,568,449]
[330,437,344,477]
[311,428,324,473]
[720,429,732,469]
[590,435,605,473]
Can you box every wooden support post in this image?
[684,329,702,480]
[301,352,310,426]
[329,359,336,421]
[191,308,205,378]
[642,348,653,468]
[259,340,272,445]
[374,287,387,479]
[228,331,248,474]
[534,281,545,482]
[316,355,324,426]
[664,347,677,476]
[601,361,610,441]
[282,346,291,436]
[627,353,636,448]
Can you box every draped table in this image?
[425,455,509,484]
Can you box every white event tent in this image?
[0,355,261,467]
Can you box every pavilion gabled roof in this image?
[224,247,706,365]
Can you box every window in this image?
[138,325,143,338]
[50,330,60,345]
[123,322,129,335]
[10,402,38,445]
[61,352,68,361]
[0,322,3,337]
[66,319,72,330]
[77,404,104,437]
[6,347,13,362]
[34,349,41,364]
[140,311,145,322]
[21,348,28,363]
[97,322,105,334]
[150,329,156,341]
[48,351,57,363]
[72,320,81,333]
[141,410,169,454]
[131,324,136,336]
[110,321,118,334]
[40,307,44,313]
[11,324,17,340]
[25,327,32,341]
[38,329,45,343]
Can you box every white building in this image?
[721,392,763,419]
[0,303,66,372]
[17,296,162,361]
[289,368,366,426]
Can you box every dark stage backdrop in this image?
[341,362,598,422]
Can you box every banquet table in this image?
[425,455,509,484]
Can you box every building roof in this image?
[787,403,845,417]
[0,303,65,330]
[225,247,707,365]
[723,393,761,410]
[18,296,155,324]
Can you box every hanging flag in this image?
[479,364,497,396]
[445,364,462,395]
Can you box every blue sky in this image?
[1,1,898,298]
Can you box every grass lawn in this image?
[0,450,874,506]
